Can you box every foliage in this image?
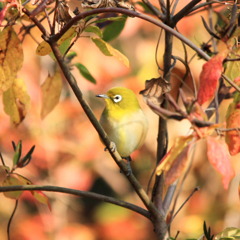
[0,0,239,239]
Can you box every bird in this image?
[96,87,148,172]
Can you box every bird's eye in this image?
[113,95,122,103]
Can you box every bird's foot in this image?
[123,156,132,176]
[104,141,116,153]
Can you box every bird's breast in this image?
[100,109,148,157]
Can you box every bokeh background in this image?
[0,0,239,239]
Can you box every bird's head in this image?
[96,87,141,112]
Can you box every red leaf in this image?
[197,54,225,105]
[226,109,240,155]
[206,136,235,189]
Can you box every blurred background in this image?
[0,0,239,239]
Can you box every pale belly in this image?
[100,110,148,157]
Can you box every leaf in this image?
[92,16,126,25]
[31,190,51,210]
[13,140,22,167]
[225,108,240,155]
[91,37,129,67]
[0,27,23,92]
[225,48,240,85]
[102,17,126,42]
[215,227,240,240]
[2,173,31,199]
[84,25,102,38]
[197,54,225,105]
[17,145,35,168]
[41,71,62,119]
[206,136,235,189]
[156,135,194,185]
[3,78,31,125]
[36,27,77,56]
[75,63,96,84]
[0,165,9,183]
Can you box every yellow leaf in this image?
[36,27,77,56]
[156,135,193,176]
[41,71,62,119]
[92,37,129,67]
[0,27,23,92]
[2,173,31,199]
[3,78,31,126]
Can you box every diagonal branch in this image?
[47,40,167,238]
[172,0,202,24]
[0,185,150,218]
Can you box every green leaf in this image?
[13,140,22,167]
[225,48,240,84]
[91,37,129,67]
[84,25,102,38]
[75,63,96,84]
[92,16,126,25]
[66,52,77,61]
[103,18,126,42]
[18,145,35,168]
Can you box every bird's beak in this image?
[96,94,109,99]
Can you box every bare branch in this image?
[0,185,150,218]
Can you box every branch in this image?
[0,185,150,218]
[172,0,202,24]
[48,8,210,61]
[46,40,167,238]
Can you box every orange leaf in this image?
[31,190,51,210]
[225,108,240,155]
[197,54,225,105]
[156,135,194,185]
[164,144,191,185]
[206,136,235,189]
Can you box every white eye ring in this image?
[113,94,122,103]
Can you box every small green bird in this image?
[97,87,148,162]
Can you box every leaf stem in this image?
[7,200,18,240]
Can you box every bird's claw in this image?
[104,141,117,153]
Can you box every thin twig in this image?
[0,185,150,218]
[171,0,180,15]
[222,74,240,92]
[155,29,164,71]
[7,200,18,240]
[0,152,6,166]
[142,0,164,20]
[171,187,199,221]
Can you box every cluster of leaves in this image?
[155,52,239,190]
[0,141,50,207]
